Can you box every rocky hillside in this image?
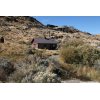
[46,24,91,35]
[0,16,44,36]
[0,16,44,27]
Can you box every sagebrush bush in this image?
[0,58,15,82]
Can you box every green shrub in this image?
[60,39,100,67]
[60,46,81,64]
[80,46,100,66]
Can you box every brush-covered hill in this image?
[0,16,100,83]
[0,16,44,27]
[0,16,92,46]
[46,24,91,35]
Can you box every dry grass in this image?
[76,66,100,81]
[43,50,59,56]
[58,58,100,81]
[0,42,28,62]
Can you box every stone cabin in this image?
[31,38,57,50]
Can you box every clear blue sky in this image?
[33,16,100,35]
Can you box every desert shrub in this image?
[38,59,49,67]
[80,46,100,66]
[19,57,67,83]
[60,39,100,67]
[0,58,15,82]
[8,70,26,82]
[8,56,35,82]
[0,68,7,82]
[21,63,61,83]
[60,46,82,64]
[21,71,61,83]
[0,58,15,75]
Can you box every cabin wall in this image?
[38,43,57,50]
[32,42,57,50]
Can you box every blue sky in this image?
[33,16,100,34]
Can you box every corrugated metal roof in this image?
[33,38,57,44]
